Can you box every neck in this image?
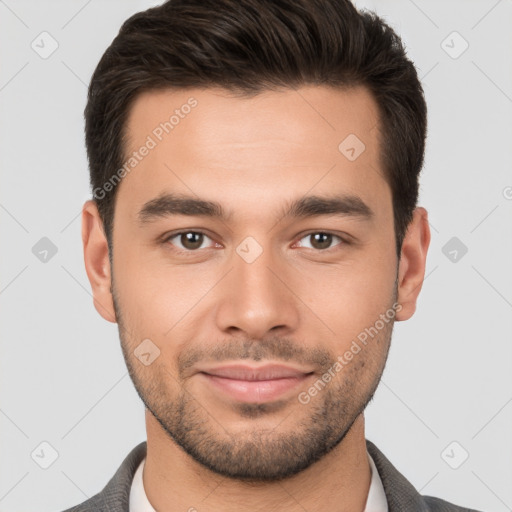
[143,410,371,512]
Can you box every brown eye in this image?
[166,231,211,251]
[180,232,204,250]
[298,232,343,251]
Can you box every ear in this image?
[395,207,431,321]
[82,200,116,323]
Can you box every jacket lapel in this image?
[366,439,430,511]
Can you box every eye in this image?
[295,232,345,251]
[162,230,347,254]
[164,231,215,252]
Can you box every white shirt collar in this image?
[129,456,156,512]
[129,451,388,511]
[365,449,389,511]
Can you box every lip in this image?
[197,363,315,403]
[199,364,313,380]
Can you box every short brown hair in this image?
[85,0,427,257]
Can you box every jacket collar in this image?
[366,439,429,512]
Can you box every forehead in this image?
[117,85,389,224]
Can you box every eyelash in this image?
[162,230,349,255]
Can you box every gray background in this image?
[1,0,511,511]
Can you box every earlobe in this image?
[395,207,431,322]
[82,200,117,323]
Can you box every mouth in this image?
[197,363,315,403]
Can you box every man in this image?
[64,0,481,510]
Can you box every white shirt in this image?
[129,451,388,511]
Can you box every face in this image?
[83,85,426,482]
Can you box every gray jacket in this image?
[61,439,482,511]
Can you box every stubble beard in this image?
[112,283,395,482]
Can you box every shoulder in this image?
[422,495,483,512]
[58,441,147,512]
[366,439,483,512]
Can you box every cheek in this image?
[113,222,396,344]
[294,246,396,342]
[113,244,215,341]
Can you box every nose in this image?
[214,241,300,340]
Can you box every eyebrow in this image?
[137,192,374,225]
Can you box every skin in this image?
[82,85,430,511]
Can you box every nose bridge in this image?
[214,235,299,337]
